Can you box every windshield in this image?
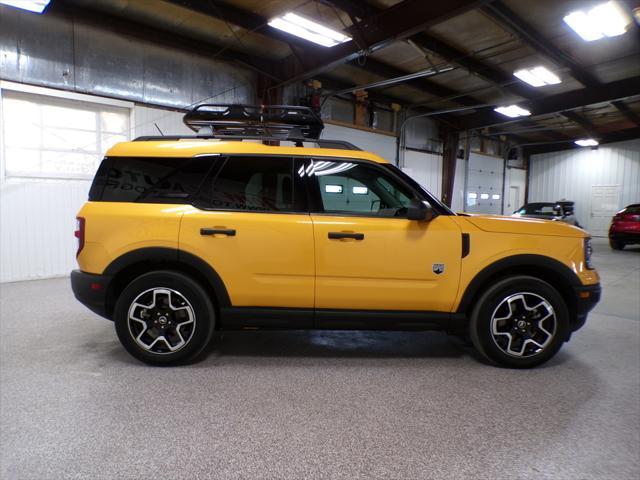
[517,203,557,216]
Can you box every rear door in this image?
[306,158,462,313]
[179,156,315,310]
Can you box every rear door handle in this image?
[200,228,236,236]
[328,232,364,240]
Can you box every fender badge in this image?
[432,263,445,275]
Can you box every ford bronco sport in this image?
[71,105,601,368]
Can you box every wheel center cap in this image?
[158,315,168,326]
[517,320,527,329]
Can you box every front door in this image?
[306,158,462,313]
[179,156,314,309]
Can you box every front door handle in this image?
[328,232,364,240]
[200,228,236,236]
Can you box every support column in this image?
[441,129,460,208]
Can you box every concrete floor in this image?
[1,238,638,479]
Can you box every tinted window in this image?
[199,156,305,212]
[518,203,556,216]
[622,204,640,214]
[90,156,216,203]
[311,160,416,217]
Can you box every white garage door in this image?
[465,152,504,215]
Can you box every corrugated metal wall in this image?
[403,150,442,199]
[0,5,256,107]
[529,139,640,233]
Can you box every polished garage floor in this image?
[1,239,638,479]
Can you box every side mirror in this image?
[407,199,434,221]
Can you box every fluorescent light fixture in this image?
[494,105,531,118]
[352,186,368,195]
[0,0,50,13]
[575,138,599,146]
[325,184,343,193]
[563,2,630,41]
[468,193,478,199]
[492,194,501,200]
[514,66,561,87]
[268,12,351,47]
[480,193,490,200]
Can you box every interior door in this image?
[307,158,462,312]
[508,186,520,213]
[179,156,314,309]
[589,185,620,236]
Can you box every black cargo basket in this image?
[183,104,324,141]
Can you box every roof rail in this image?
[132,135,362,151]
[182,104,324,141]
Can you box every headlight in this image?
[584,237,594,269]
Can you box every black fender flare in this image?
[103,247,231,308]
[457,254,582,314]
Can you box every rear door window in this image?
[197,156,307,213]
[90,156,217,203]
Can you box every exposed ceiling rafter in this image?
[481,0,640,128]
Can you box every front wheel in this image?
[469,276,569,368]
[114,271,215,366]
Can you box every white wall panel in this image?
[402,150,442,200]
[133,106,192,137]
[0,179,90,282]
[0,102,193,282]
[529,139,640,234]
[322,123,397,163]
[451,159,467,213]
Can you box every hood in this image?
[461,214,586,238]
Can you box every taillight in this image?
[75,217,85,257]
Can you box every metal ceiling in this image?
[57,0,640,148]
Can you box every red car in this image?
[609,204,640,250]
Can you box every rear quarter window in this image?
[89,156,217,203]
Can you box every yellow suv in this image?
[71,105,601,368]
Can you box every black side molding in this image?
[462,233,470,258]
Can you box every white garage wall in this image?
[322,123,397,163]
[529,139,640,232]
[402,150,442,199]
[451,159,467,213]
[0,89,194,283]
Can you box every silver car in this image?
[513,201,582,228]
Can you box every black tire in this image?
[609,239,624,250]
[469,276,569,368]
[114,270,215,366]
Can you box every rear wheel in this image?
[114,271,215,365]
[609,238,624,250]
[469,276,569,368]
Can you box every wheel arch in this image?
[457,254,582,322]
[103,247,231,318]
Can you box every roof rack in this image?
[132,103,362,151]
[183,104,323,141]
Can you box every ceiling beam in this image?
[525,127,640,155]
[278,0,489,85]
[168,0,487,107]
[457,75,640,129]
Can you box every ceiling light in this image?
[494,105,531,118]
[514,66,562,87]
[575,138,599,146]
[563,2,630,41]
[0,0,50,13]
[268,12,351,47]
